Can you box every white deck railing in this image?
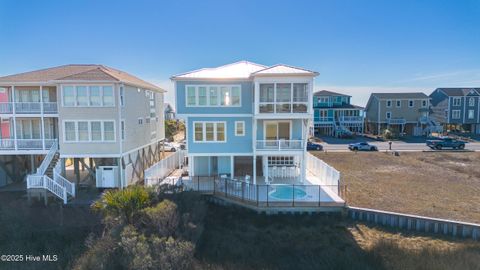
[54,172,75,197]
[27,175,67,204]
[0,139,58,150]
[0,102,13,113]
[340,116,364,122]
[306,152,340,194]
[144,150,187,186]
[387,118,407,125]
[256,140,304,151]
[0,101,58,114]
[43,102,58,113]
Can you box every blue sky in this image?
[1,0,479,106]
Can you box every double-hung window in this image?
[77,121,89,141]
[198,86,207,106]
[452,110,461,119]
[396,100,401,108]
[408,100,414,107]
[209,87,218,105]
[103,121,115,141]
[386,100,392,107]
[89,86,102,106]
[193,122,226,142]
[62,85,114,107]
[187,86,196,106]
[64,121,76,142]
[194,123,203,141]
[235,121,245,136]
[452,97,461,106]
[186,85,241,107]
[64,120,114,142]
[468,110,475,119]
[76,86,88,106]
[63,86,75,106]
[91,122,102,141]
[103,86,114,106]
[469,98,475,107]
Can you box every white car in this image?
[164,142,179,152]
[348,142,378,151]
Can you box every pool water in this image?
[269,185,307,200]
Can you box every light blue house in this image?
[313,90,364,137]
[171,61,318,185]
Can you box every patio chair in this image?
[245,174,251,184]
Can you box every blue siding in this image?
[187,117,252,154]
[176,81,253,114]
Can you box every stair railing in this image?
[53,172,75,197]
[43,175,67,204]
[36,139,58,176]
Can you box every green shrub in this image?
[92,186,152,225]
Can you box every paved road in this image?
[322,141,480,152]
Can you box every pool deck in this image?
[169,175,345,211]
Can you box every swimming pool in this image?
[269,185,307,200]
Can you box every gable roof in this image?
[251,64,319,77]
[0,64,164,92]
[435,88,480,97]
[313,90,350,97]
[370,92,429,99]
[171,61,318,80]
[171,61,267,80]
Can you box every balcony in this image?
[339,116,363,122]
[0,102,58,114]
[387,118,406,125]
[256,140,304,151]
[0,139,57,150]
[314,117,334,123]
[259,102,308,114]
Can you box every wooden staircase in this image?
[26,140,75,204]
[45,153,60,179]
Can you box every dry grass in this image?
[349,223,480,270]
[313,152,480,223]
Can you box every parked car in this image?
[164,142,179,152]
[306,141,323,151]
[348,142,378,151]
[426,137,466,150]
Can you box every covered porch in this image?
[189,153,307,185]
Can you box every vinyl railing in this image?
[306,152,340,194]
[387,118,407,125]
[0,102,13,113]
[144,150,187,186]
[0,101,58,114]
[0,138,58,150]
[340,116,364,122]
[256,140,304,151]
[27,175,67,204]
[258,102,309,114]
[314,117,334,123]
[54,172,75,197]
[36,139,58,175]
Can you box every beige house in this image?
[0,65,165,196]
[365,92,433,136]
